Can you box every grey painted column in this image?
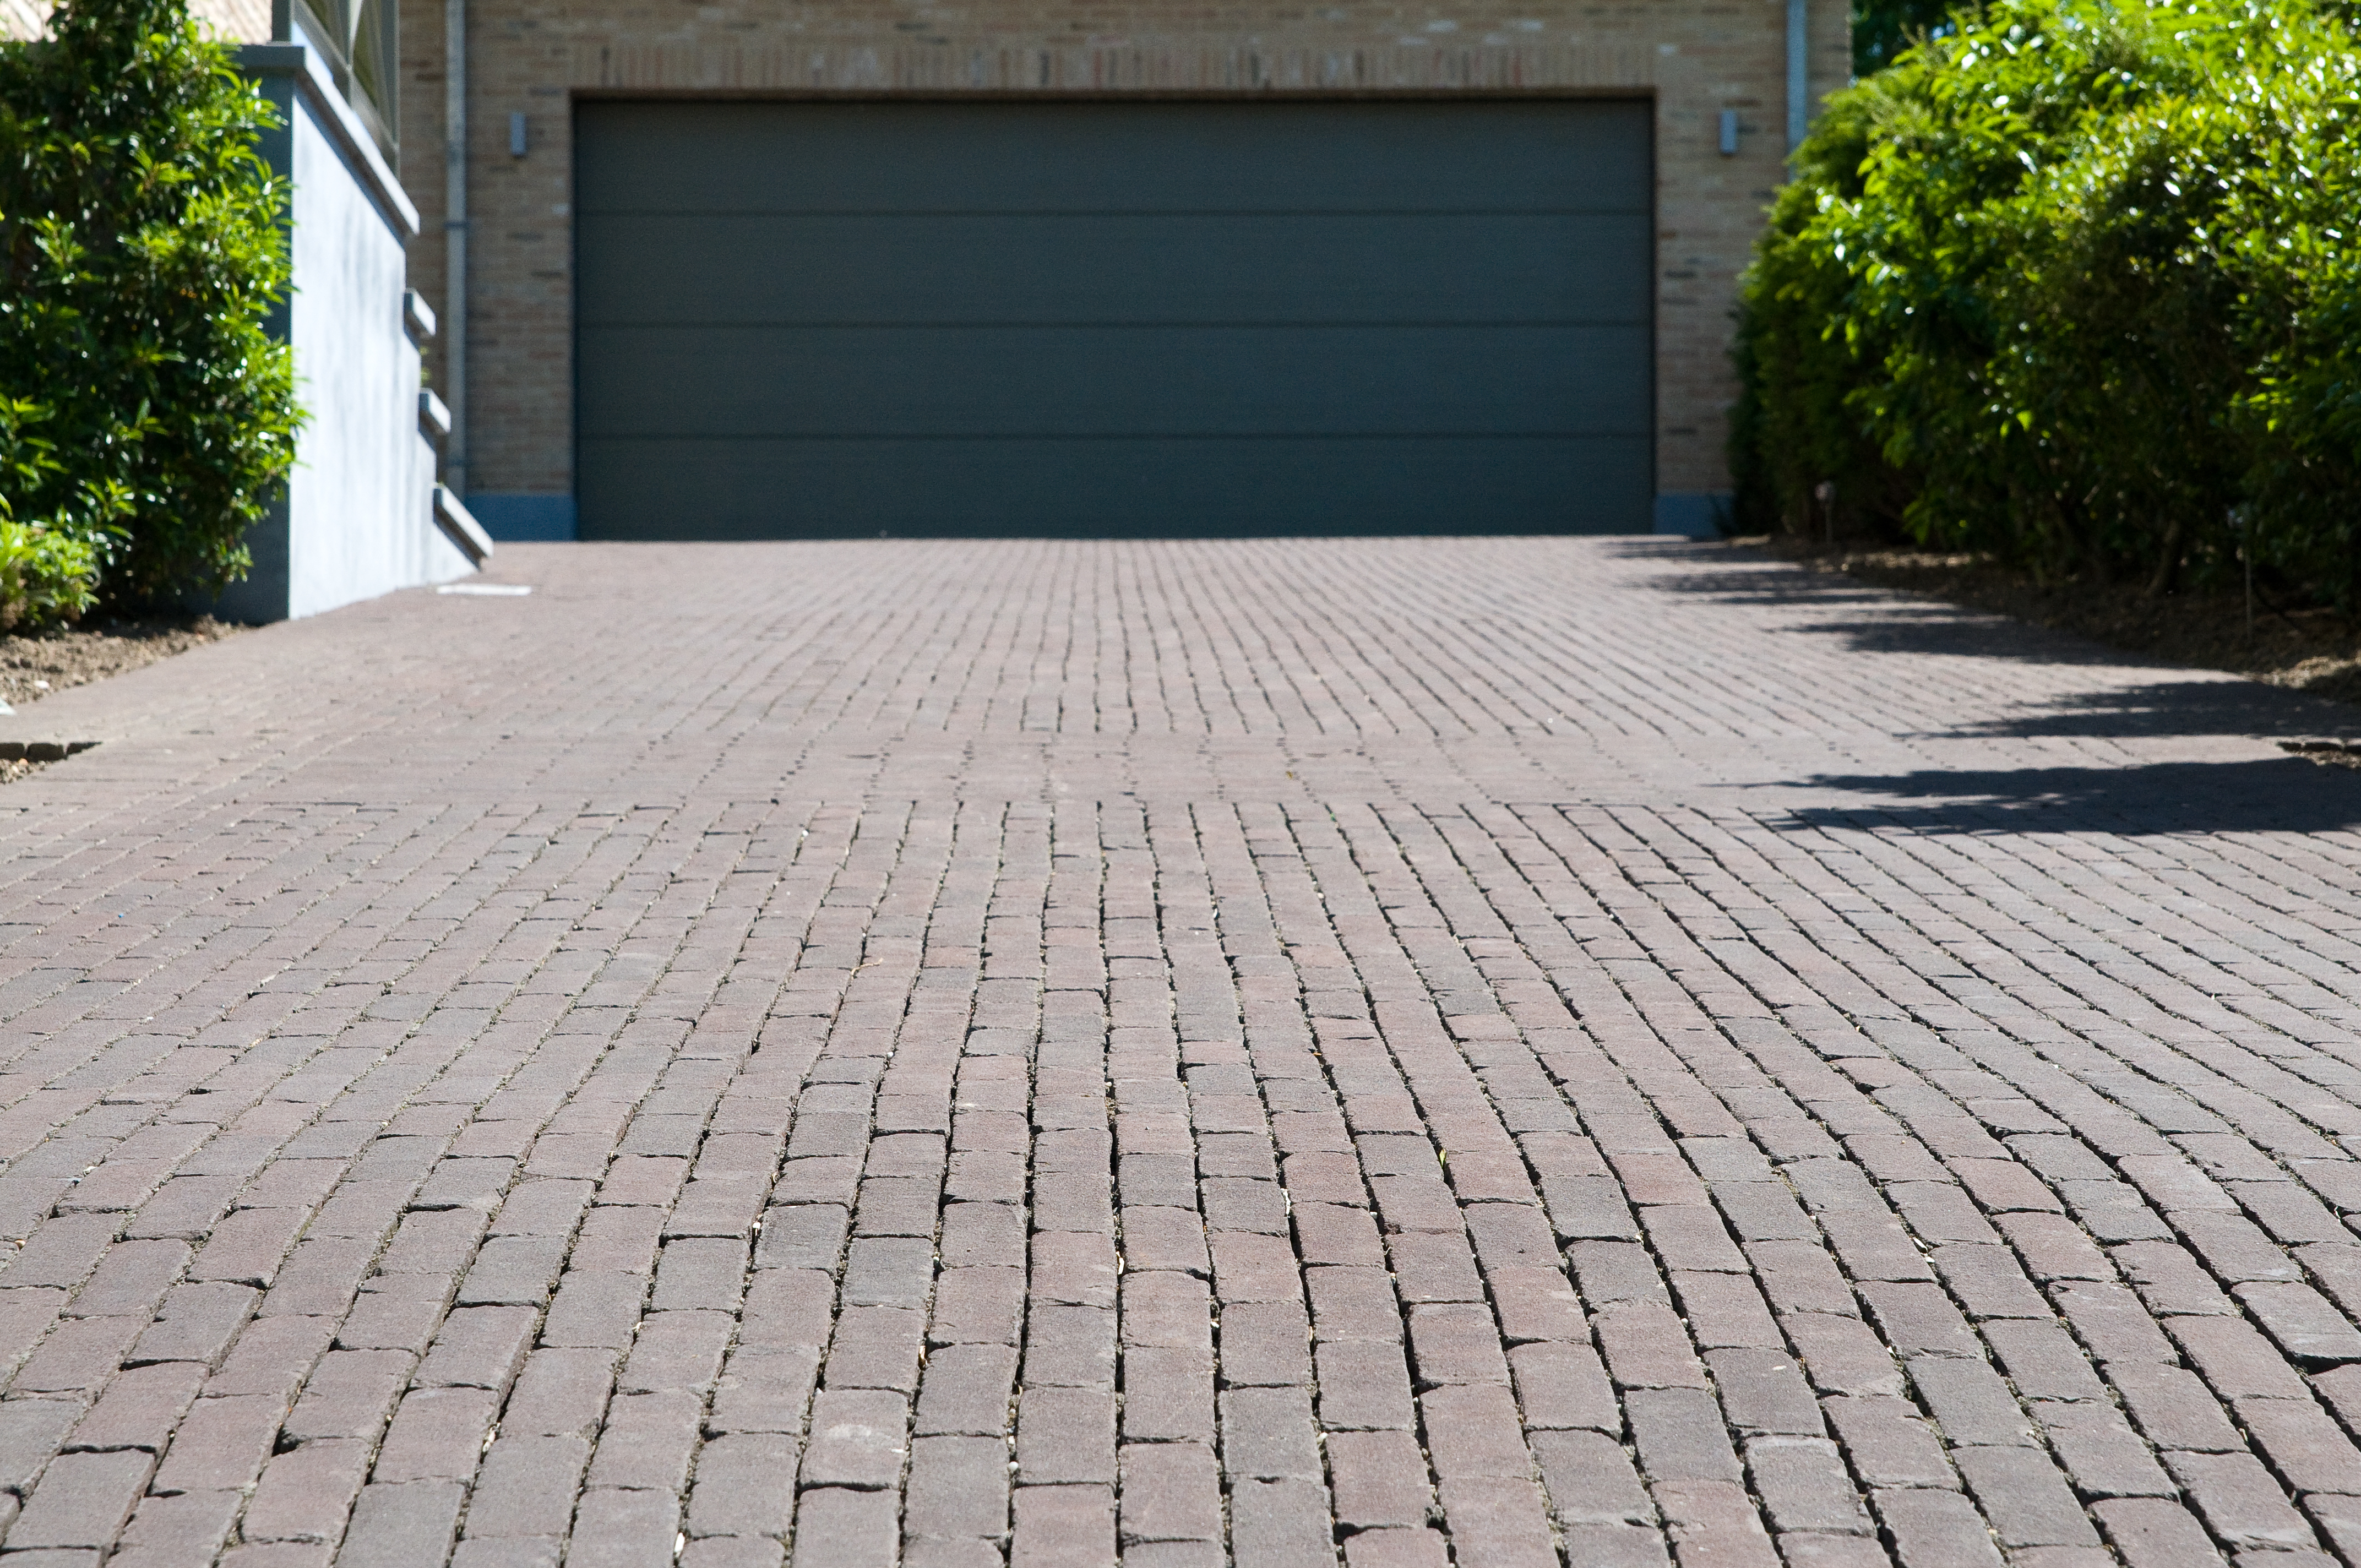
[1787,0,1809,150]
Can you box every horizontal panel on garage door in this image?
[577,100,1649,215]
[574,100,1652,538]
[578,214,1651,326]
[580,325,1650,438]
[581,437,1652,538]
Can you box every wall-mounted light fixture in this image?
[1718,109,1740,156]
[509,111,528,157]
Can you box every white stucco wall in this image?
[213,41,476,623]
[284,81,469,618]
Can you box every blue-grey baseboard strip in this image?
[1653,492,1733,538]
[466,493,579,542]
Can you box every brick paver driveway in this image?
[6,538,2361,1568]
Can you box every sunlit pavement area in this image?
[4,537,2361,1567]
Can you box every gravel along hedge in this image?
[0,0,299,623]
[1733,0,2361,604]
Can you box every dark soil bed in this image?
[0,617,242,784]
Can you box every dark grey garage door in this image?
[574,100,1651,539]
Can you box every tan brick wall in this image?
[404,0,1848,510]
[401,0,453,426]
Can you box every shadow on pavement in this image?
[1624,539,2357,742]
[1776,757,2361,835]
[1917,681,2340,742]
[1628,543,2141,667]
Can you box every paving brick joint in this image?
[2,536,2361,1566]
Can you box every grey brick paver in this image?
[2,537,2360,1562]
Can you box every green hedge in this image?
[1734,0,2361,602]
[0,0,298,623]
[1856,0,1965,74]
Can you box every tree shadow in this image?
[1776,757,2361,835]
[1623,541,2144,667]
[1917,681,2343,742]
[1617,539,2358,741]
